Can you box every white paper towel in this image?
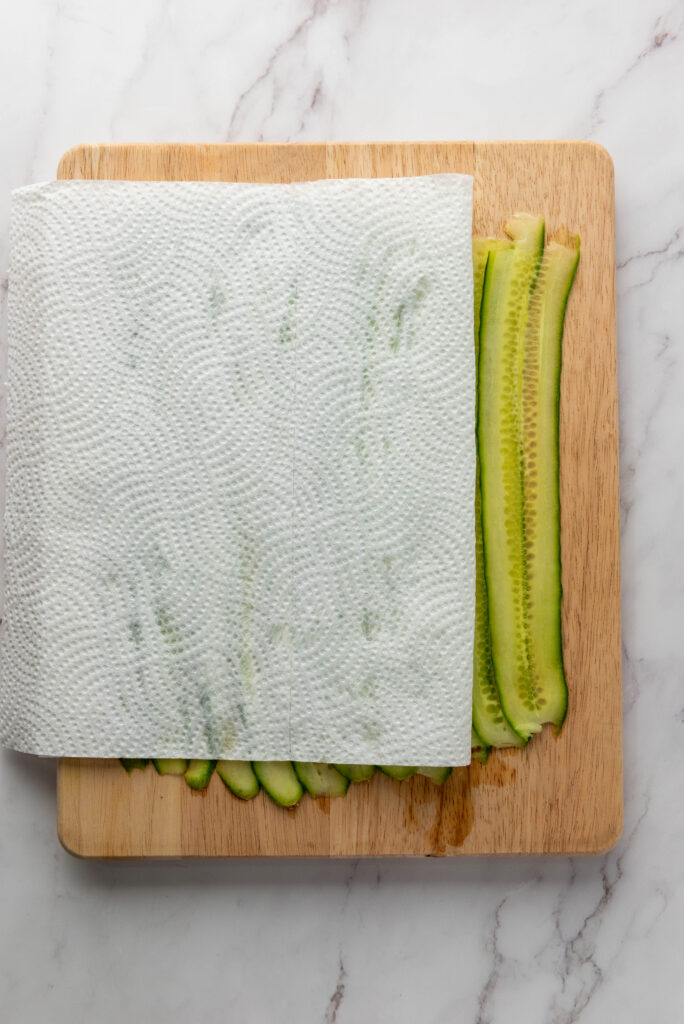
[1,176,475,764]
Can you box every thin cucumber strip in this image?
[471,745,490,765]
[293,762,349,798]
[120,758,149,772]
[152,758,188,775]
[253,761,303,807]
[184,759,216,790]
[472,238,524,750]
[379,766,417,781]
[471,727,490,764]
[521,229,580,731]
[216,760,261,800]
[416,766,452,785]
[479,214,545,741]
[335,764,376,782]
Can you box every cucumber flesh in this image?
[379,765,417,781]
[184,759,216,790]
[253,761,303,807]
[293,762,350,798]
[334,764,376,782]
[478,214,545,742]
[216,760,261,800]
[416,766,452,785]
[120,758,149,772]
[472,237,526,750]
[521,229,579,732]
[152,758,188,775]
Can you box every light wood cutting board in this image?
[55,141,621,858]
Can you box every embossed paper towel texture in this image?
[2,177,474,763]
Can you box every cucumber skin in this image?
[334,764,376,782]
[152,759,189,776]
[216,760,261,800]
[379,766,417,781]
[184,759,216,791]
[293,762,349,798]
[120,758,149,772]
[471,726,490,763]
[253,761,303,808]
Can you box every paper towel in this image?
[1,176,475,764]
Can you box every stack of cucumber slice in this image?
[120,213,579,803]
[472,215,579,759]
[119,758,450,806]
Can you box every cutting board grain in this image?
[56,142,621,857]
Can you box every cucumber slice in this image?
[379,765,417,781]
[472,237,526,751]
[335,764,376,783]
[216,760,261,800]
[521,229,579,732]
[253,761,303,807]
[184,759,216,790]
[416,766,452,785]
[293,762,350,798]
[478,214,545,742]
[120,758,149,772]
[152,758,189,775]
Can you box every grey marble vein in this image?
[588,9,683,136]
[223,0,369,143]
[473,896,507,1024]
[323,957,347,1024]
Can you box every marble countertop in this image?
[1,1,682,1021]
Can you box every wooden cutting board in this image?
[55,141,621,857]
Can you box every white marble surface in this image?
[0,1,682,1021]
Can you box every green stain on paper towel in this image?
[390,277,429,353]
[362,610,379,640]
[155,605,183,653]
[209,283,227,322]
[238,533,258,696]
[217,720,237,755]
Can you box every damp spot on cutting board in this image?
[412,767,474,854]
[469,748,519,789]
